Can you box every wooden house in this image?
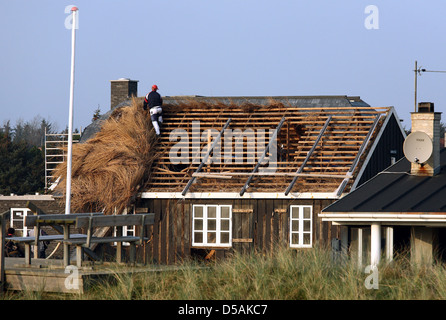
[320,103,445,267]
[77,81,407,264]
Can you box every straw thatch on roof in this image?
[53,98,159,215]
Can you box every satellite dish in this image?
[403,131,433,164]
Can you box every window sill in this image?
[192,245,232,249]
[290,245,313,249]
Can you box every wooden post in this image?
[76,246,83,268]
[86,217,92,247]
[116,226,122,263]
[410,226,437,266]
[24,244,31,265]
[129,243,136,264]
[33,223,39,259]
[63,224,70,267]
[340,226,349,259]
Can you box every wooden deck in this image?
[4,257,184,294]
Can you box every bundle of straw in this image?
[53,98,158,215]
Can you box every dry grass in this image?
[53,97,159,214]
[161,97,287,114]
[6,246,446,300]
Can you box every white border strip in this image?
[320,212,446,222]
[140,192,340,200]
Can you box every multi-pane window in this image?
[10,208,31,237]
[290,205,312,248]
[192,205,232,247]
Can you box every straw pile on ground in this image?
[53,98,158,215]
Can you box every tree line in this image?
[0,107,101,196]
[0,116,78,195]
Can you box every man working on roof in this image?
[143,84,163,136]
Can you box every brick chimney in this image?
[410,102,442,176]
[110,78,138,109]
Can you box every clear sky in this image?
[1,1,446,132]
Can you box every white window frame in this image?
[10,208,32,237]
[192,204,232,248]
[289,205,313,248]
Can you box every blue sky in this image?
[1,1,446,132]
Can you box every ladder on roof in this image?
[239,116,286,196]
[182,118,232,196]
[44,127,80,190]
[284,115,332,195]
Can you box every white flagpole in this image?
[65,6,78,215]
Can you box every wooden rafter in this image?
[239,116,286,196]
[335,114,381,197]
[285,116,332,195]
[181,118,232,196]
[145,101,388,194]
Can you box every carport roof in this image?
[322,148,446,213]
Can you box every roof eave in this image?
[319,212,446,226]
[140,191,341,200]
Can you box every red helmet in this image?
[152,84,158,91]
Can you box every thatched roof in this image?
[53,95,393,213]
[53,98,158,214]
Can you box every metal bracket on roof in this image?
[334,113,381,197]
[181,118,232,196]
[284,115,332,196]
[239,116,286,197]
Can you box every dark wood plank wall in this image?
[135,198,338,265]
[355,113,405,187]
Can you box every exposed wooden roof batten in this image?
[144,97,391,195]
